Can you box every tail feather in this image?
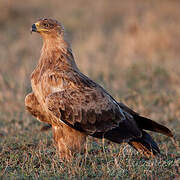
[118,102,173,137]
[134,115,173,137]
[129,131,160,158]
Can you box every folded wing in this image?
[45,71,142,141]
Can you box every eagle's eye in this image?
[42,22,49,28]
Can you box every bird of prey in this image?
[25,18,173,160]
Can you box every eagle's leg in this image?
[52,125,87,160]
[25,92,50,123]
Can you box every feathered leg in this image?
[52,125,87,160]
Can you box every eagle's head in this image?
[31,18,64,36]
[31,18,72,57]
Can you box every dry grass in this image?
[0,0,180,179]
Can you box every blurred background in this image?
[0,0,180,178]
[0,0,180,134]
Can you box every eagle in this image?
[25,18,173,160]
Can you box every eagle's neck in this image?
[39,34,78,70]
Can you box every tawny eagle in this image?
[25,18,173,160]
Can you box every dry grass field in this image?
[0,0,180,179]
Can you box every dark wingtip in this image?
[135,115,173,138]
[167,130,174,138]
[155,125,173,138]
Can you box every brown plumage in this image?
[25,18,173,160]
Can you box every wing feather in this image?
[45,70,128,134]
[42,68,141,139]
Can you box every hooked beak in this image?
[30,22,49,34]
[31,24,37,33]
